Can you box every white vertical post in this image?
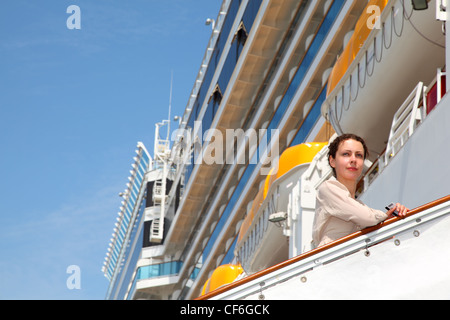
[436,0,450,91]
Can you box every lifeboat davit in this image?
[322,0,445,156]
[235,142,327,274]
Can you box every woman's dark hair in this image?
[328,134,369,176]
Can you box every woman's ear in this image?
[329,155,336,169]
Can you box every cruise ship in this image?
[103,0,450,300]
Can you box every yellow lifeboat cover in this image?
[202,264,244,295]
[275,142,328,179]
[264,143,328,198]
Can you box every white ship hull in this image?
[204,196,450,300]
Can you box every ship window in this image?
[233,21,248,45]
[233,21,248,58]
[211,84,222,115]
[208,84,223,106]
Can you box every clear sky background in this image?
[0,0,221,300]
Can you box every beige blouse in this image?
[312,177,388,247]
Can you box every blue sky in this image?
[0,0,221,299]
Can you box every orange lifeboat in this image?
[263,142,328,197]
[201,264,244,295]
[237,186,264,244]
[327,0,389,96]
[239,143,326,244]
[236,142,327,272]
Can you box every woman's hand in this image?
[387,203,409,218]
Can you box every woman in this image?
[312,134,408,247]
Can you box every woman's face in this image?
[329,139,365,182]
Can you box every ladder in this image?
[150,161,168,243]
[385,82,425,164]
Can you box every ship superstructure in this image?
[104,0,450,300]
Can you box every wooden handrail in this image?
[196,194,450,300]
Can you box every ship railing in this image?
[198,194,450,300]
[359,68,446,194]
[384,81,425,163]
